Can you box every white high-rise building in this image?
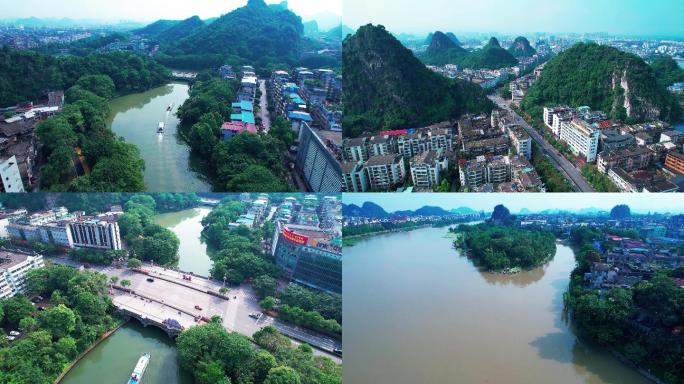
[560,119,600,162]
[0,250,44,299]
[69,216,122,250]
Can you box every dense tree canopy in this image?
[453,223,557,271]
[0,46,169,107]
[176,77,291,191]
[521,43,682,123]
[0,265,118,383]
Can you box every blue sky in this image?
[342,194,684,214]
[1,0,341,21]
[342,0,684,37]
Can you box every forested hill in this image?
[137,16,205,44]
[153,0,304,70]
[0,46,169,107]
[521,43,682,123]
[342,24,493,138]
[133,19,180,36]
[459,37,518,69]
[507,36,537,58]
[422,31,467,65]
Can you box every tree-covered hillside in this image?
[155,0,304,71]
[521,43,682,123]
[0,46,169,106]
[507,36,537,58]
[421,31,467,65]
[459,37,519,69]
[144,16,205,44]
[650,56,684,89]
[342,24,493,137]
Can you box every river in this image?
[107,83,210,192]
[344,226,651,384]
[60,321,191,384]
[61,208,211,383]
[154,207,213,276]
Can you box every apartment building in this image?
[409,150,449,189]
[342,161,369,192]
[0,250,44,299]
[365,154,406,190]
[559,119,600,162]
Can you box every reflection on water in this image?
[154,207,212,276]
[61,321,191,384]
[107,83,211,192]
[344,226,650,384]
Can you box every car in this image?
[9,331,20,336]
[333,348,342,355]
[194,305,203,310]
[249,313,260,319]
[146,278,154,282]
[6,336,15,341]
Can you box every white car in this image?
[6,336,16,341]
[8,331,20,336]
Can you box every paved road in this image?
[488,95,594,192]
[47,257,341,362]
[258,80,271,133]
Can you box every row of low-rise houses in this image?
[269,68,344,193]
[0,206,123,251]
[542,106,684,192]
[219,65,258,140]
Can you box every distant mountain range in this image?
[342,203,480,218]
[422,33,518,69]
[0,17,145,29]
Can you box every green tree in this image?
[127,258,143,268]
[259,296,276,311]
[263,366,301,384]
[252,275,277,298]
[2,295,34,326]
[37,304,77,339]
[75,75,116,99]
[18,317,37,333]
[251,351,277,383]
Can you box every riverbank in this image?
[54,319,127,384]
[345,226,650,383]
[342,224,435,246]
[107,83,211,192]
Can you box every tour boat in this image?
[157,122,165,133]
[127,353,150,384]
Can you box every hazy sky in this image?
[1,0,341,21]
[343,194,684,214]
[342,0,684,37]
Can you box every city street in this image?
[488,95,595,192]
[258,79,271,133]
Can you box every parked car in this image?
[194,305,203,310]
[146,278,154,283]
[6,336,15,341]
[333,348,342,355]
[9,331,20,336]
[249,313,260,319]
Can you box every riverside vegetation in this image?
[566,226,684,384]
[200,198,342,337]
[176,77,296,192]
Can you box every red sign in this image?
[282,226,308,245]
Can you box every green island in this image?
[452,223,556,272]
[451,204,557,272]
[566,226,684,384]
